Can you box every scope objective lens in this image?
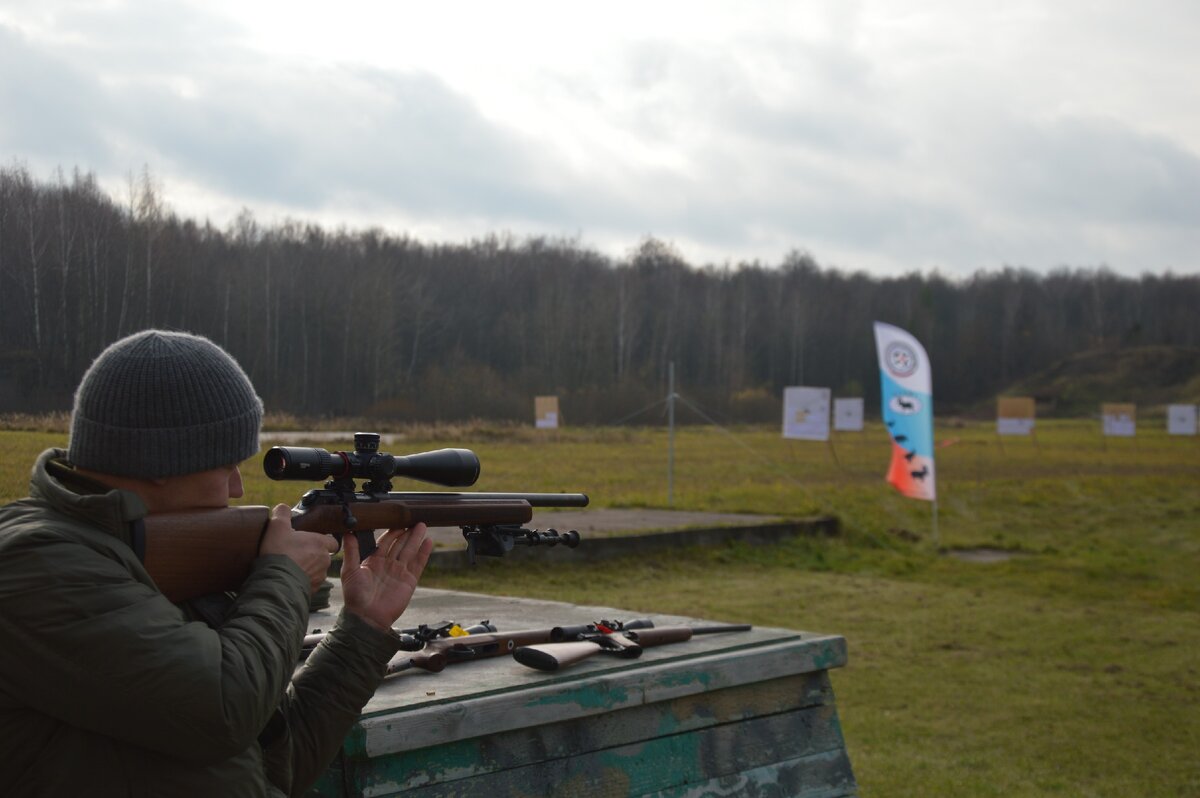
[263,446,337,481]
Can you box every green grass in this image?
[3,421,1198,796]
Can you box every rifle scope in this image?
[263,432,480,487]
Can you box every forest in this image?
[2,165,1198,423]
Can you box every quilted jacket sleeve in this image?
[0,519,311,765]
[261,610,403,796]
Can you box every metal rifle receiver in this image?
[550,618,655,642]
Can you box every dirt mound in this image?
[1005,345,1200,415]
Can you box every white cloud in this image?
[2,0,1198,275]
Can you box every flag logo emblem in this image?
[885,342,918,377]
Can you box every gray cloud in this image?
[2,2,1199,275]
[0,25,113,167]
[978,116,1200,226]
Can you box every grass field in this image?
[2,420,1198,796]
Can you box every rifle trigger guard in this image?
[339,497,358,529]
[331,493,379,558]
[354,529,377,558]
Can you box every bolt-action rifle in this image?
[513,621,753,672]
[384,618,658,674]
[133,432,586,603]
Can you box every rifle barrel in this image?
[690,624,753,635]
[383,491,589,507]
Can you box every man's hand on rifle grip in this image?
[258,503,339,593]
[341,523,433,633]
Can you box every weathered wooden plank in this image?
[351,672,838,795]
[373,707,853,798]
[307,588,856,798]
[644,748,858,798]
[358,635,848,757]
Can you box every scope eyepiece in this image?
[263,435,481,489]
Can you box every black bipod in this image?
[461,524,582,564]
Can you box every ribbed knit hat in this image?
[68,330,263,479]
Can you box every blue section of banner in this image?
[880,371,933,457]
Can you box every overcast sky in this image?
[2,1,1198,276]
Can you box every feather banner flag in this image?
[873,322,936,501]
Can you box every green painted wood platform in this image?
[307,586,857,797]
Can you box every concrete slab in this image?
[421,507,782,548]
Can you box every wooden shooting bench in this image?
[307,586,858,798]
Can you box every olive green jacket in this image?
[0,449,402,797]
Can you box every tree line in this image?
[2,164,1198,423]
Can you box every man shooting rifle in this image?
[140,433,586,603]
[0,330,433,797]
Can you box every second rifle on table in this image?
[513,620,754,672]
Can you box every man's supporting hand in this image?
[340,523,433,632]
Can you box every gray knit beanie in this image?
[68,329,263,479]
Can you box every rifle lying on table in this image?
[513,620,753,672]
[383,618,654,674]
[379,618,752,675]
[300,620,500,663]
[134,432,586,603]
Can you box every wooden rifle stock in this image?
[139,506,270,606]
[139,497,537,603]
